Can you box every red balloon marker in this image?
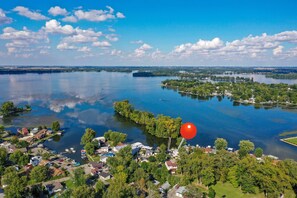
[178,122,197,150]
[180,122,197,140]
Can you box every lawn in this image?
[284,137,297,145]
[213,182,264,198]
[65,180,75,189]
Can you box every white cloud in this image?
[111,49,122,56]
[92,41,111,47]
[0,26,48,56]
[62,15,77,23]
[57,43,77,50]
[116,12,125,19]
[0,9,12,25]
[133,43,153,57]
[44,19,75,35]
[273,46,284,56]
[105,34,118,42]
[74,6,124,22]
[48,6,68,16]
[13,6,49,20]
[131,40,144,44]
[77,46,91,52]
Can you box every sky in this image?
[0,0,297,66]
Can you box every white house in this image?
[99,172,111,181]
[30,128,39,136]
[176,186,187,197]
[30,156,42,166]
[45,182,63,195]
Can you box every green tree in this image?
[1,101,15,116]
[72,185,95,198]
[105,172,135,198]
[9,150,29,166]
[215,138,228,150]
[30,166,48,183]
[238,140,255,158]
[201,167,215,187]
[2,166,18,186]
[81,128,96,145]
[254,147,263,157]
[72,167,86,187]
[208,187,216,198]
[51,121,60,132]
[4,176,27,198]
[84,142,95,155]
[95,180,106,197]
[104,130,127,146]
[0,147,7,165]
[0,125,5,133]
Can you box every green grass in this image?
[213,182,264,198]
[279,130,297,137]
[65,180,75,189]
[284,137,297,145]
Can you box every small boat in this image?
[81,149,86,154]
[47,138,53,141]
[72,150,76,153]
[65,149,69,152]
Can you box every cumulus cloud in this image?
[92,41,111,47]
[273,46,284,56]
[44,19,75,34]
[74,6,125,22]
[77,46,91,52]
[0,9,12,25]
[57,42,77,50]
[0,26,48,56]
[62,15,77,23]
[132,43,153,57]
[48,6,68,16]
[13,6,49,20]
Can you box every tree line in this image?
[114,100,182,149]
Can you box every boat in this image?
[72,150,76,153]
[47,138,53,141]
[65,149,69,152]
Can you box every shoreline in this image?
[280,137,297,147]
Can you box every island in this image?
[162,79,297,108]
[0,101,31,118]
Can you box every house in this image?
[165,160,178,174]
[100,156,108,163]
[30,156,42,166]
[30,128,39,136]
[24,136,35,144]
[203,147,213,154]
[46,130,53,135]
[18,128,29,136]
[39,160,50,166]
[45,182,63,195]
[24,164,33,172]
[35,129,47,139]
[159,181,170,193]
[0,142,16,153]
[175,186,187,198]
[96,146,109,154]
[90,162,103,169]
[113,143,128,152]
[99,172,111,181]
[50,167,64,177]
[144,149,153,157]
[93,137,106,147]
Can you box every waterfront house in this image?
[113,143,128,152]
[39,159,50,166]
[165,160,178,174]
[99,172,111,181]
[90,162,103,170]
[45,182,63,195]
[100,156,108,163]
[93,136,106,146]
[96,146,109,154]
[30,128,39,136]
[35,129,47,139]
[18,128,29,136]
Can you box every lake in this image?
[1,71,297,162]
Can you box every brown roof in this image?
[165,160,177,167]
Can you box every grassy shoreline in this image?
[280,136,297,147]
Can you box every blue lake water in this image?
[0,71,297,161]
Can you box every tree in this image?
[0,125,5,133]
[4,176,27,198]
[9,150,29,166]
[95,180,106,197]
[30,166,48,183]
[0,147,7,165]
[201,167,215,187]
[72,185,95,198]
[104,130,127,146]
[254,147,263,157]
[1,101,15,116]
[215,138,228,150]
[238,140,255,158]
[72,167,86,187]
[81,128,96,145]
[84,142,95,155]
[2,166,18,186]
[208,187,216,198]
[105,172,135,198]
[51,121,60,132]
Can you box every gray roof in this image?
[161,181,170,190]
